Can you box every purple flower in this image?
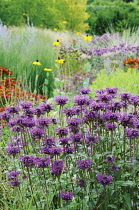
[103,111,119,122]
[0,112,12,122]
[74,95,90,106]
[78,87,91,95]
[106,122,117,131]
[67,118,81,127]
[96,93,112,103]
[60,191,74,201]
[106,87,118,96]
[105,156,116,163]
[48,147,63,156]
[42,137,56,147]
[38,102,54,113]
[20,155,35,167]
[77,159,92,170]
[120,92,133,102]
[97,174,113,186]
[56,128,68,137]
[10,179,21,187]
[34,157,50,168]
[51,160,64,175]
[36,118,51,127]
[126,128,139,139]
[85,134,99,146]
[77,178,87,187]
[54,96,69,106]
[6,106,20,114]
[8,171,21,179]
[19,101,33,109]
[64,146,74,154]
[59,137,70,145]
[30,127,45,138]
[70,133,84,143]
[109,165,120,172]
[6,146,20,157]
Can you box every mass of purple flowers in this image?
[2,86,139,209]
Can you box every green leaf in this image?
[123,193,131,210]
[107,204,117,209]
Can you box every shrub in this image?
[90,68,139,95]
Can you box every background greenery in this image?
[1,0,139,35]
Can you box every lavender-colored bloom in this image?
[67,118,81,127]
[129,95,139,107]
[6,106,20,114]
[64,146,74,154]
[20,155,35,167]
[10,179,21,187]
[19,101,33,109]
[12,126,23,132]
[126,128,139,139]
[59,137,70,145]
[51,160,64,175]
[34,107,44,117]
[97,174,113,186]
[96,93,112,103]
[120,92,133,102]
[77,159,92,170]
[106,87,118,96]
[70,133,84,143]
[106,122,117,131]
[6,146,20,157]
[77,178,87,187]
[51,118,57,125]
[34,157,50,168]
[42,137,56,147]
[54,96,69,106]
[48,147,63,156]
[38,102,54,113]
[109,165,120,172]
[74,95,90,106]
[23,107,36,116]
[36,118,51,127]
[56,128,68,137]
[30,127,45,138]
[78,87,91,95]
[89,101,105,112]
[119,113,135,127]
[8,171,20,179]
[0,112,12,122]
[105,156,116,163]
[103,111,119,122]
[85,134,99,146]
[60,191,74,201]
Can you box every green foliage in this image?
[90,68,139,95]
[0,0,89,33]
[87,0,139,35]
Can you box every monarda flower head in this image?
[20,155,35,167]
[51,160,64,175]
[97,174,113,186]
[78,87,91,95]
[34,157,50,168]
[106,122,118,131]
[54,96,69,106]
[77,159,92,170]
[38,102,54,113]
[60,191,74,201]
[56,127,68,137]
[74,95,90,106]
[30,127,46,138]
[126,128,139,139]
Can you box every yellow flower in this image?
[53,40,61,47]
[55,59,65,64]
[44,68,52,71]
[62,21,67,24]
[32,60,42,65]
[54,28,58,31]
[76,32,81,35]
[59,38,63,40]
[65,30,68,32]
[83,35,92,41]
